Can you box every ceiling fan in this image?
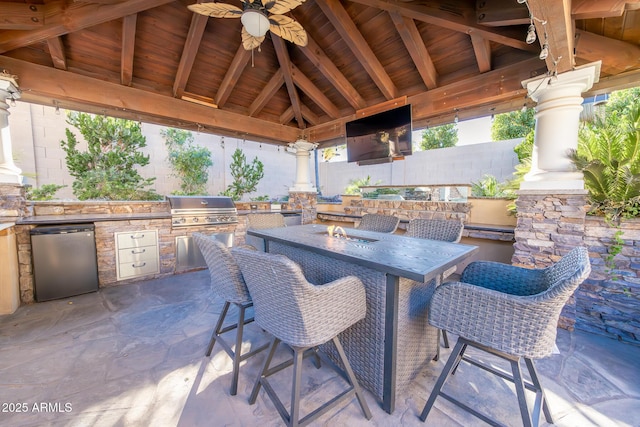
[188,0,308,51]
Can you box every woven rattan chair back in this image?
[356,213,400,233]
[406,218,463,242]
[193,233,249,304]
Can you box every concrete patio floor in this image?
[1,269,639,427]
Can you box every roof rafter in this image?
[388,11,438,90]
[0,0,175,54]
[470,33,492,73]
[121,14,137,86]
[575,29,640,74]
[291,64,341,119]
[297,35,366,110]
[249,68,284,117]
[46,36,67,70]
[173,13,208,98]
[215,44,251,108]
[527,0,574,74]
[272,35,305,128]
[317,0,398,100]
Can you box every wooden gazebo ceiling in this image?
[1,0,639,148]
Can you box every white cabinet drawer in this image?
[118,246,156,264]
[116,231,158,249]
[118,257,159,279]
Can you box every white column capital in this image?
[519,62,601,191]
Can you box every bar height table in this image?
[247,224,478,414]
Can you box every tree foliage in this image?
[222,148,264,201]
[60,113,160,200]
[471,174,509,198]
[162,128,212,195]
[417,124,458,150]
[491,108,535,141]
[344,175,382,195]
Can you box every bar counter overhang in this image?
[246,224,479,414]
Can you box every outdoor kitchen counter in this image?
[16,212,171,225]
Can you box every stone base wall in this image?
[288,191,317,224]
[32,200,168,215]
[0,184,28,219]
[346,199,470,222]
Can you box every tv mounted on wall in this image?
[346,104,412,165]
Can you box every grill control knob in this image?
[205,216,213,222]
[192,217,199,223]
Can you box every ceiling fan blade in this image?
[269,14,308,47]
[264,0,306,15]
[242,27,266,50]
[188,2,243,18]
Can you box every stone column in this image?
[520,62,601,191]
[288,139,318,192]
[288,191,317,225]
[0,74,22,184]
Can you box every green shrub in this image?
[26,184,67,201]
[162,128,212,195]
[221,149,264,201]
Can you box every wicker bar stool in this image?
[192,233,268,396]
[419,247,591,426]
[406,218,464,351]
[356,213,400,233]
[246,213,286,251]
[232,247,372,427]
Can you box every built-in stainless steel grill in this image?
[167,196,238,227]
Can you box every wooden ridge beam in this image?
[272,35,304,128]
[0,55,299,143]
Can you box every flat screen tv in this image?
[346,104,412,164]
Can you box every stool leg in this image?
[441,330,450,348]
[229,303,246,396]
[249,336,280,405]
[525,357,554,424]
[290,348,304,427]
[333,336,372,420]
[206,301,230,357]
[511,358,534,427]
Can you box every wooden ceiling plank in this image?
[317,0,399,100]
[291,65,341,119]
[249,68,284,117]
[389,11,438,90]
[572,0,639,20]
[575,29,640,74]
[215,45,251,108]
[349,0,537,52]
[121,14,137,86]
[46,36,67,70]
[476,0,529,27]
[173,14,208,98]
[298,35,366,110]
[0,55,300,143]
[527,0,574,74]
[0,2,44,30]
[272,35,305,128]
[0,0,175,54]
[470,33,492,73]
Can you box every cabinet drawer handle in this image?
[131,248,146,254]
[131,234,145,239]
[132,262,147,268]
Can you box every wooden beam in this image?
[272,35,305,128]
[476,0,529,27]
[215,44,250,108]
[301,104,319,126]
[291,65,340,119]
[306,57,547,143]
[0,2,44,30]
[575,29,640,74]
[527,0,574,74]
[0,55,299,143]
[173,13,208,98]
[279,106,295,125]
[248,68,284,117]
[297,35,366,110]
[121,14,137,86]
[0,0,175,54]
[470,33,492,73]
[355,96,407,118]
[317,0,399,100]
[389,12,438,90]
[572,0,640,20]
[349,0,537,52]
[46,37,67,70]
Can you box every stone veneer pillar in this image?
[288,191,317,225]
[0,73,23,184]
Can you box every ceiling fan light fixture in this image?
[241,9,270,37]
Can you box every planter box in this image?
[468,197,516,227]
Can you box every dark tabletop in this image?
[247,224,478,282]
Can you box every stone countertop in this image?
[16,212,171,225]
[0,222,15,232]
[237,209,302,215]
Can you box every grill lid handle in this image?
[200,200,208,205]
